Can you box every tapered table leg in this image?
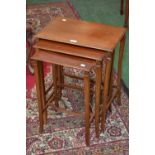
[52,64,59,107]
[117,35,126,105]
[57,65,61,101]
[39,60,47,125]
[33,60,44,133]
[101,58,111,130]
[108,52,115,112]
[57,65,64,100]
[95,62,102,138]
[84,71,90,146]
[60,66,64,90]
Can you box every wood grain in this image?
[35,17,126,51]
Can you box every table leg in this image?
[39,61,47,125]
[52,64,59,107]
[33,60,44,133]
[57,65,61,101]
[60,66,64,89]
[84,71,90,146]
[57,65,64,100]
[101,58,111,130]
[95,62,102,138]
[108,52,115,112]
[117,35,126,105]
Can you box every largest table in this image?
[32,17,126,144]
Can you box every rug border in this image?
[42,139,129,154]
[26,0,81,20]
[26,1,66,7]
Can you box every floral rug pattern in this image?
[27,69,129,155]
[26,1,129,154]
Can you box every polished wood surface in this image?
[32,49,96,72]
[35,17,126,52]
[34,39,106,61]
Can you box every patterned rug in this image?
[26,1,129,154]
[26,0,80,98]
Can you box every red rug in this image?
[26,1,129,154]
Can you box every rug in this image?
[26,0,80,98]
[26,1,129,154]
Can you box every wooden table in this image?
[32,17,126,146]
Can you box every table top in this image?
[35,17,126,52]
[34,39,108,61]
[32,49,96,71]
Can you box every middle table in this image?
[33,38,110,138]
